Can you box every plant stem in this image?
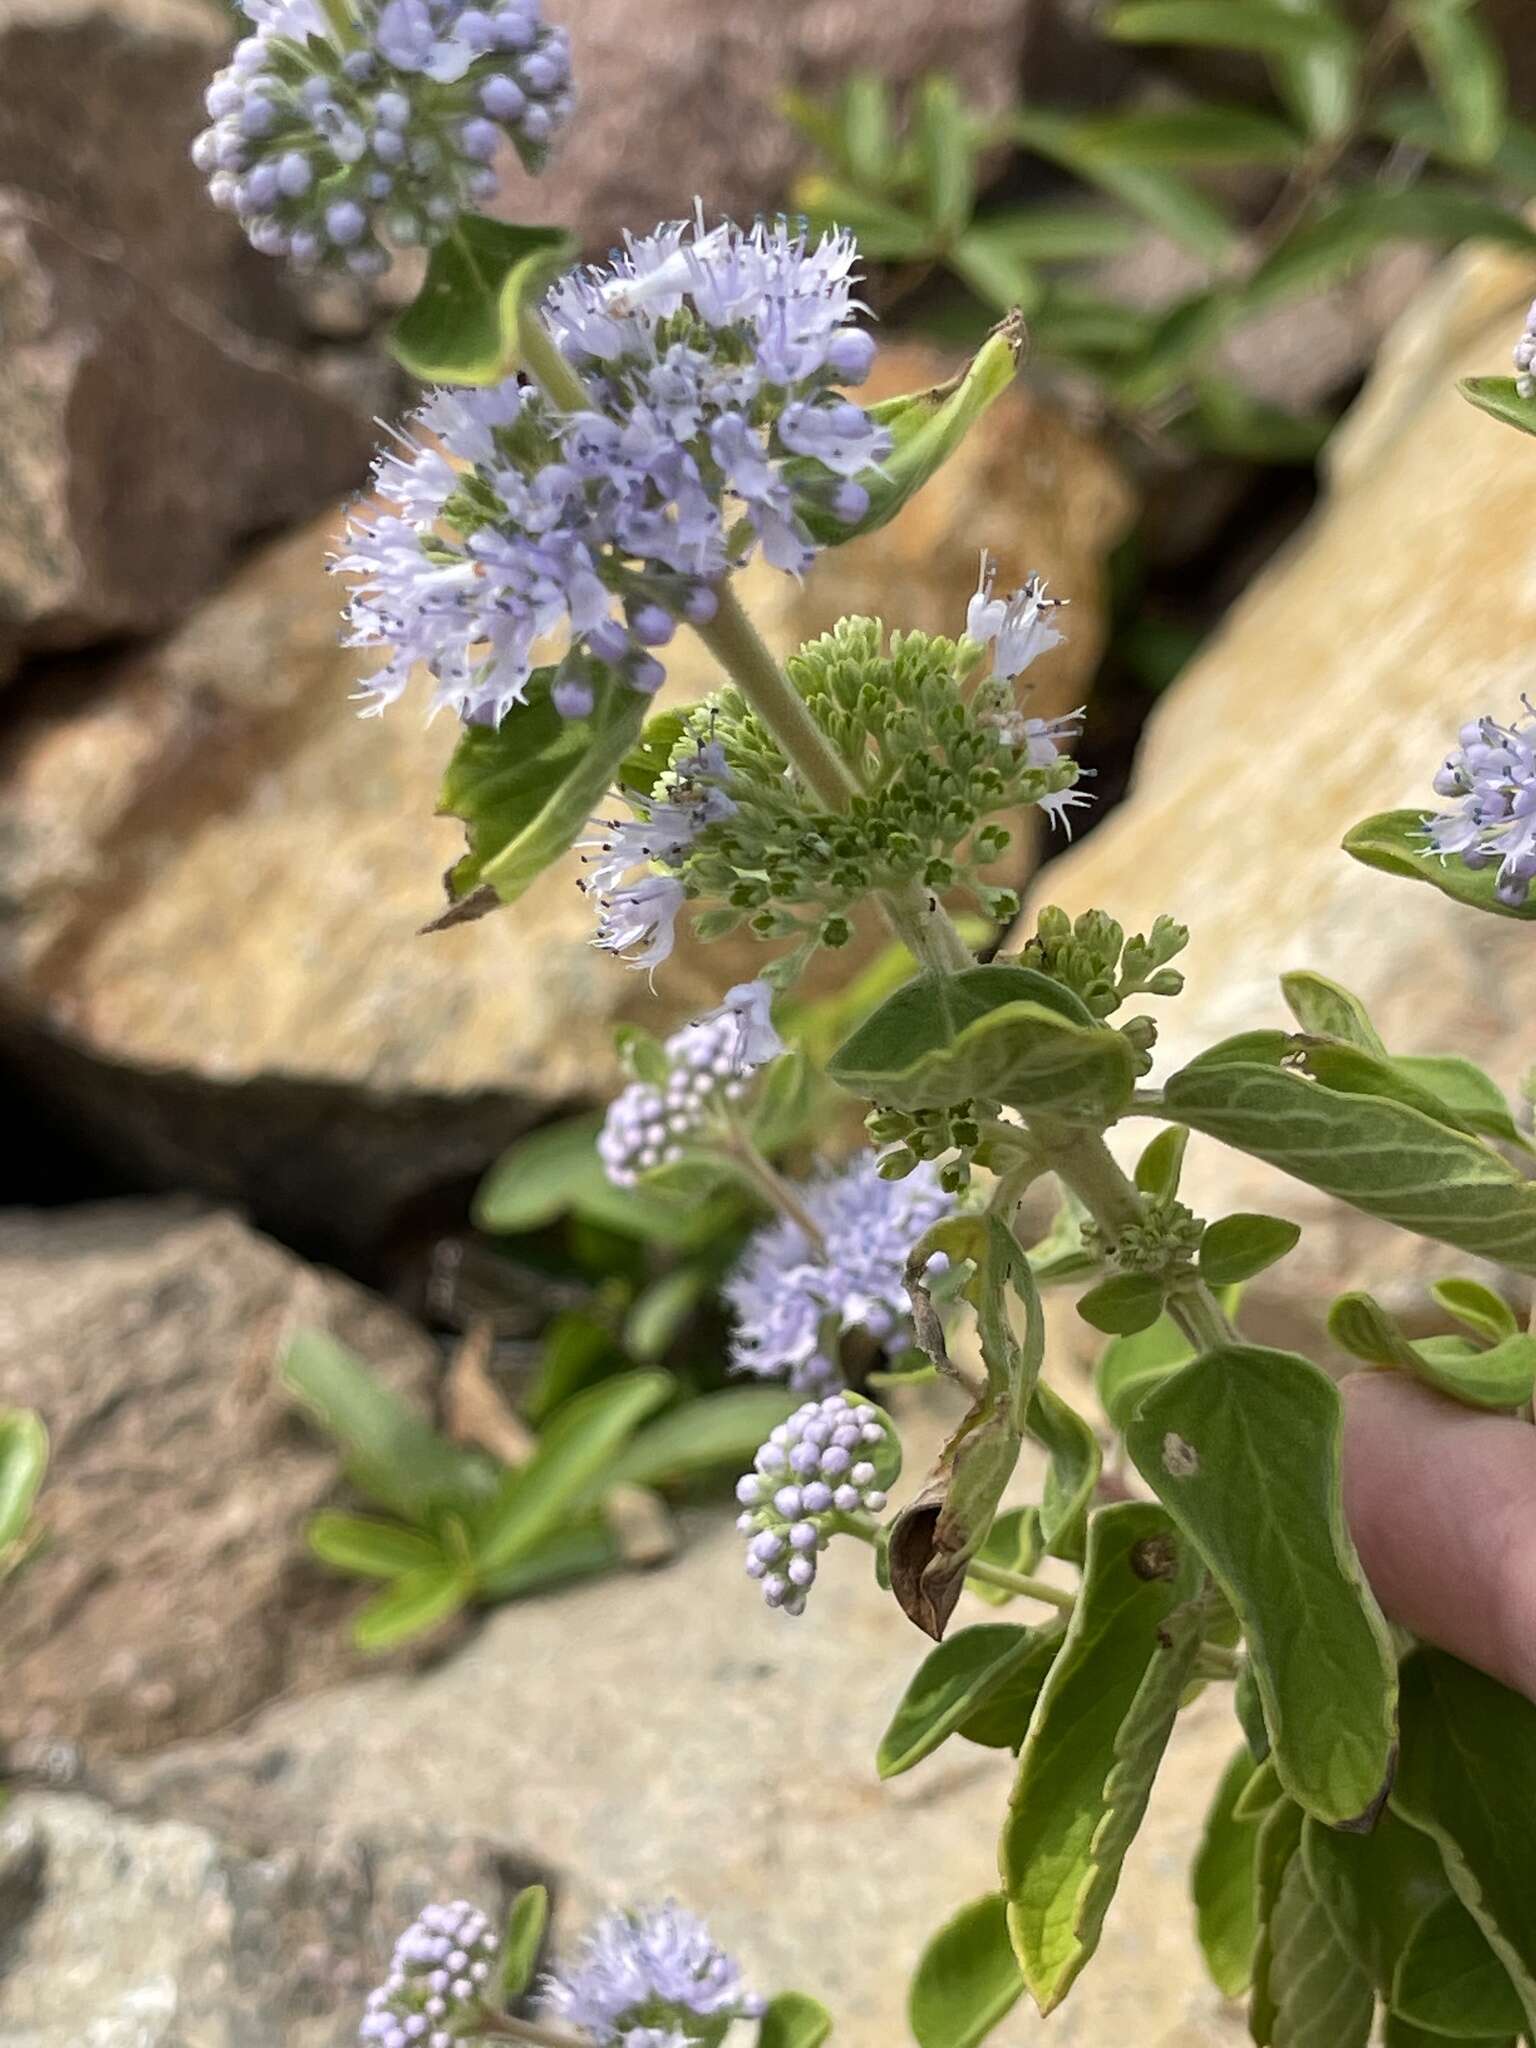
[474,2015,590,2047]
[723,1116,827,1250]
[317,0,361,44]
[518,312,592,414]
[1195,1643,1242,1683]
[838,1511,1075,1611]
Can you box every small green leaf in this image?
[1001,1501,1203,2014]
[1235,1659,1272,1764]
[1393,1054,1530,1149]
[390,219,576,384]
[1028,1380,1101,1564]
[1402,0,1506,163]
[522,1313,621,1430]
[1279,970,1387,1055]
[1249,1798,1304,2044]
[500,1885,549,2001]
[1134,1125,1189,1201]
[1192,1748,1261,1999]
[1070,103,1304,166]
[622,1266,707,1364]
[910,1894,1025,2048]
[1392,1648,1536,2034]
[1301,1806,1450,1994]
[1198,1213,1301,1287]
[610,1388,800,1490]
[1123,1345,1397,1826]
[1245,191,1536,315]
[948,230,1040,317]
[472,1371,673,1575]
[955,1623,1066,1749]
[1076,1273,1165,1336]
[1382,2017,1514,2048]
[1393,1893,1528,2038]
[1108,0,1357,59]
[1010,109,1236,262]
[352,1565,470,1651]
[1234,1757,1283,1822]
[756,1990,833,2048]
[1027,1191,1101,1288]
[1269,0,1359,139]
[826,967,1138,1123]
[914,74,976,236]
[307,1513,444,1579]
[878,1625,1042,1779]
[964,1504,1044,1609]
[0,1408,48,1557]
[839,72,896,186]
[1347,807,1536,918]
[438,672,649,911]
[473,1516,622,1601]
[962,202,1138,260]
[474,1116,725,1250]
[1095,1314,1192,1433]
[1251,1820,1374,2047]
[794,172,937,260]
[1460,375,1536,439]
[1432,1276,1518,1344]
[1329,1290,1536,1409]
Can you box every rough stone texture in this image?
[1027,239,1536,1346]
[0,1200,442,1757]
[0,1793,536,2048]
[0,198,377,669]
[103,1408,1243,2047]
[0,346,1132,1243]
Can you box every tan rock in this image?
[0,1200,442,1757]
[0,347,1132,1239]
[1025,240,1536,1344]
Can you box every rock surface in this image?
[102,1419,1243,2047]
[0,347,1132,1243]
[1028,239,1536,1341]
[0,1200,441,1757]
[0,1792,536,2048]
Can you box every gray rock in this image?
[0,1200,443,1758]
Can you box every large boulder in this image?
[1027,239,1536,1341]
[0,347,1132,1244]
[0,1200,441,1758]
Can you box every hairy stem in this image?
[518,312,593,414]
[722,1116,827,1250]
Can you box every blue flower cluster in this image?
[1427,701,1536,906]
[194,0,572,273]
[539,1902,761,2047]
[723,1152,953,1390]
[358,1899,497,2046]
[966,550,1091,839]
[597,980,782,1182]
[581,738,736,971]
[735,1393,893,1617]
[333,212,889,724]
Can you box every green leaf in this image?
[1028,1380,1101,1564]
[1108,0,1357,59]
[474,1116,726,1249]
[1164,1041,1536,1274]
[1249,1798,1304,2045]
[390,219,576,384]
[500,1885,549,2001]
[1095,1314,1192,1433]
[1001,1501,1203,2014]
[1123,1345,1396,1826]
[1329,1291,1536,1410]
[1383,2017,1514,2048]
[1183,378,1331,463]
[281,1331,491,1521]
[1252,1821,1374,2047]
[1460,375,1536,439]
[1192,1748,1261,1999]
[1235,1659,1272,1764]
[472,1371,673,1575]
[963,202,1138,261]
[793,173,937,260]
[798,325,1024,545]
[521,1313,621,1430]
[826,966,1138,1123]
[0,1408,48,1557]
[756,1991,833,2048]
[472,1515,622,1601]
[839,72,896,186]
[307,1512,444,1580]
[1269,0,1359,139]
[1279,970,1387,1055]
[1432,1276,1518,1344]
[1246,191,1536,316]
[1301,1806,1450,1994]
[1076,1273,1165,1336]
[1347,807,1536,918]
[1392,1648,1536,2034]
[914,74,976,235]
[1198,1213,1301,1287]
[878,1624,1043,1779]
[609,1388,799,1490]
[1393,1055,1530,1150]
[437,672,649,911]
[1134,1124,1189,1201]
[910,1894,1025,2048]
[1393,1893,1528,2038]
[1402,0,1506,163]
[352,1565,470,1651]
[1027,1190,1101,1288]
[948,230,1040,317]
[964,1504,1044,1610]
[1376,89,1536,181]
[1010,109,1236,262]
[1234,1757,1283,1822]
[1070,103,1304,166]
[954,1623,1066,1749]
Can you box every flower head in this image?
[333,212,890,721]
[965,552,1091,837]
[598,982,780,1186]
[724,1152,954,1389]
[359,1899,498,2047]
[1516,298,1536,400]
[735,1392,895,1616]
[581,738,736,969]
[1426,701,1536,906]
[540,1903,760,2047]
[194,0,572,272]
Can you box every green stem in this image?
[472,2015,589,2046]
[317,0,362,45]
[517,312,592,414]
[723,1116,827,1250]
[1196,1643,1242,1683]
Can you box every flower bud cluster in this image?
[334,211,889,724]
[734,1394,893,1617]
[597,981,781,1186]
[1516,298,1536,400]
[195,0,572,274]
[1085,1197,1204,1279]
[1015,905,1188,1020]
[867,1102,983,1194]
[1426,702,1536,906]
[540,1902,760,2046]
[359,1899,498,2046]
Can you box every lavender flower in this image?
[333,212,890,722]
[359,1899,498,2047]
[966,551,1092,838]
[582,739,735,970]
[540,1903,760,2047]
[735,1392,895,1616]
[598,981,780,1186]
[1515,297,1536,400]
[724,1152,954,1389]
[1426,701,1536,906]
[194,0,572,273]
